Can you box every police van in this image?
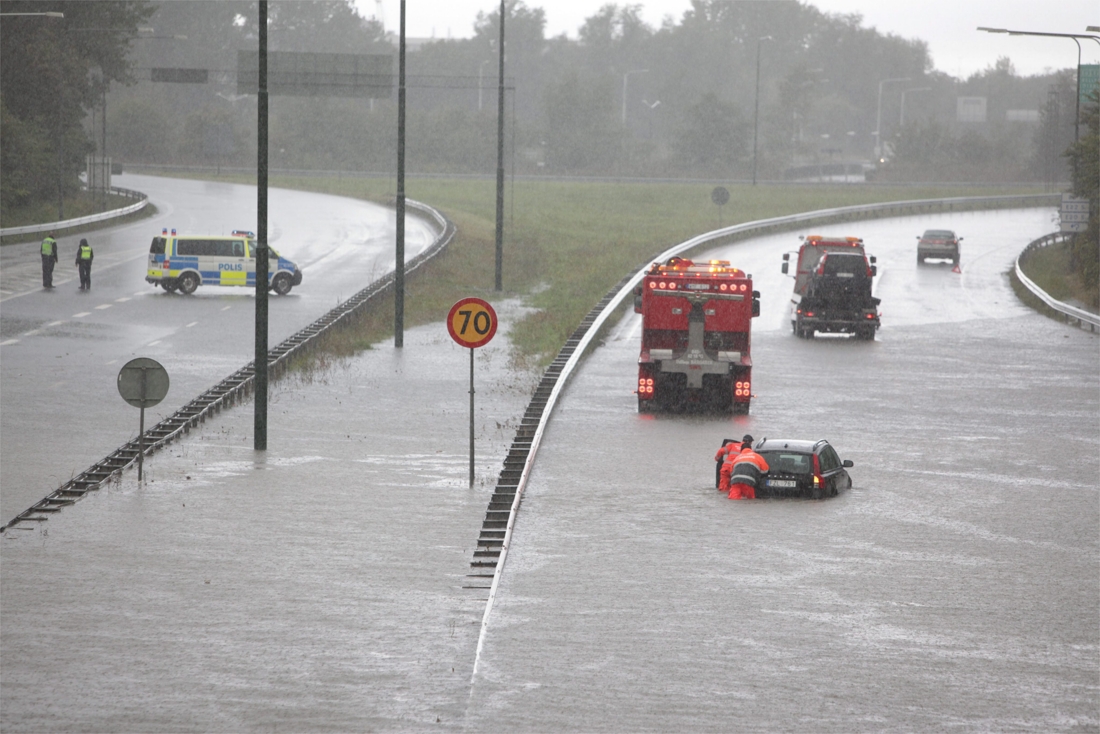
[146,229,303,295]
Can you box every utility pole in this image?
[254,0,269,450]
[395,0,407,345]
[494,0,506,291]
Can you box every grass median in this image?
[146,172,1037,367]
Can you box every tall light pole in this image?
[622,69,648,125]
[899,87,931,127]
[874,77,909,162]
[752,36,772,186]
[494,0,505,291]
[478,58,490,111]
[978,27,1100,163]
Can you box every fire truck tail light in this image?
[865,313,875,319]
[649,282,656,289]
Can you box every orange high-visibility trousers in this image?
[729,483,756,500]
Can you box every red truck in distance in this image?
[633,256,760,414]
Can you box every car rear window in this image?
[759,451,811,475]
[820,254,867,276]
[149,237,165,255]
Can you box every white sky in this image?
[356,0,1100,79]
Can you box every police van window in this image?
[149,237,165,255]
[232,241,244,257]
[177,239,213,256]
[213,240,235,258]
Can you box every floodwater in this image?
[2,209,1097,732]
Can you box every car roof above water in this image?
[756,438,826,453]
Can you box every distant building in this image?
[957,97,987,123]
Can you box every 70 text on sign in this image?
[447,297,498,348]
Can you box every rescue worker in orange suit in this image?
[717,434,755,492]
[75,238,93,290]
[727,441,769,500]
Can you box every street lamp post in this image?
[978,27,1100,166]
[900,87,931,127]
[874,77,909,161]
[752,36,772,186]
[475,58,488,111]
[622,69,648,126]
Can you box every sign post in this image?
[711,186,729,228]
[117,358,170,481]
[447,298,498,487]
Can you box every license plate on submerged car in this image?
[767,479,797,488]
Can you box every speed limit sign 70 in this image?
[447,297,497,348]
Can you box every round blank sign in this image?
[117,357,170,409]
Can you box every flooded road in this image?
[466,208,1099,731]
[2,207,1097,731]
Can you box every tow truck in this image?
[782,235,879,340]
[633,256,760,413]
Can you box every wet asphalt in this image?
[1,205,1097,732]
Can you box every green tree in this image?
[1065,88,1099,306]
[0,0,153,213]
[671,92,747,174]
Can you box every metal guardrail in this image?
[1015,232,1100,332]
[1,199,455,531]
[0,187,148,237]
[468,191,1063,676]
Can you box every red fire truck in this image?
[633,256,759,413]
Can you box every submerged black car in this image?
[754,438,853,499]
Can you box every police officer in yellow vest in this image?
[75,238,94,290]
[41,232,59,288]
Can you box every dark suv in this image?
[754,438,853,499]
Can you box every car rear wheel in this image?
[810,483,824,500]
[177,272,199,295]
[855,326,875,340]
[160,280,178,294]
[271,272,292,295]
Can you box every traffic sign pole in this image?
[447,298,498,488]
[469,347,475,488]
[117,358,169,483]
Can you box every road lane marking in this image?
[185,321,198,328]
[1,339,19,346]
[147,340,162,346]
[73,312,90,318]
[46,320,63,327]
[94,304,112,310]
[221,305,231,311]
[115,297,131,303]
[107,359,117,365]
[23,329,39,336]
[134,290,146,296]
